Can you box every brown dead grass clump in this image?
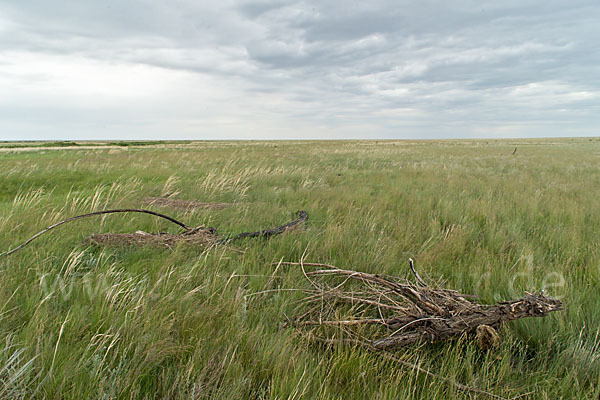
[143,197,232,210]
[86,226,219,248]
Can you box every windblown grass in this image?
[0,138,599,398]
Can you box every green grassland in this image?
[0,139,599,399]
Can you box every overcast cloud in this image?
[0,0,598,140]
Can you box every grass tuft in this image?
[0,139,599,398]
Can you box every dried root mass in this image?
[283,261,562,350]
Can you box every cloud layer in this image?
[0,0,598,139]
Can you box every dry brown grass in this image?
[142,197,232,210]
[86,227,219,248]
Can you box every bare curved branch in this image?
[0,209,191,257]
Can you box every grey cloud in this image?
[0,0,599,139]
[238,0,295,18]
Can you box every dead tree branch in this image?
[218,210,308,244]
[275,260,562,399]
[0,209,307,256]
[0,209,191,256]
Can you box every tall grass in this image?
[0,138,599,398]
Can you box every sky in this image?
[0,0,598,140]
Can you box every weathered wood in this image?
[0,209,191,256]
[371,293,562,349]
[219,210,307,243]
[1,209,308,255]
[281,261,563,351]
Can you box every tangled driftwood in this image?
[0,209,307,256]
[281,260,562,350]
